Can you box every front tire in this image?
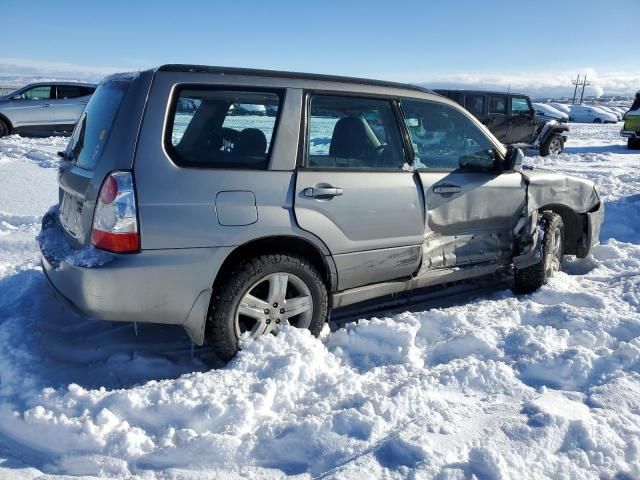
[628,138,640,150]
[593,118,602,124]
[207,253,328,361]
[540,134,564,156]
[0,119,9,138]
[514,211,564,294]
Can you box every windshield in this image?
[66,81,128,170]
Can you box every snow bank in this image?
[0,124,639,479]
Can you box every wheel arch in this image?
[538,204,584,255]
[212,235,337,295]
[0,112,13,132]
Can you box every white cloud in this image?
[0,57,130,84]
[1,58,638,98]
[379,68,640,97]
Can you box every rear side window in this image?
[489,95,507,114]
[57,85,94,99]
[465,95,486,115]
[167,88,281,169]
[401,99,497,172]
[305,95,406,170]
[66,81,128,170]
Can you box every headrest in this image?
[235,128,267,157]
[329,116,372,158]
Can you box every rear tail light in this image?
[91,171,140,253]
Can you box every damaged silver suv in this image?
[39,65,604,360]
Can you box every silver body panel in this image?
[39,66,604,345]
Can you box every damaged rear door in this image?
[400,98,525,270]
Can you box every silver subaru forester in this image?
[39,65,604,360]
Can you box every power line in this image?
[580,77,591,104]
[571,75,591,105]
[572,75,581,105]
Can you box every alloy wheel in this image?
[234,272,313,339]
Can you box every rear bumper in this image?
[621,129,640,139]
[39,216,233,340]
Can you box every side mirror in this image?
[11,94,22,100]
[504,146,524,171]
[458,149,497,171]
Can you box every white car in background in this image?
[569,104,618,124]
[594,105,622,120]
[549,103,572,115]
[533,103,569,122]
[613,106,630,116]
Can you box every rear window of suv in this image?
[66,81,128,170]
[166,88,282,169]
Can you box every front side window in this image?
[306,95,405,169]
[511,96,531,115]
[489,95,507,114]
[168,89,281,169]
[20,86,54,100]
[401,99,497,172]
[465,94,486,115]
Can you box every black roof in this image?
[158,64,432,94]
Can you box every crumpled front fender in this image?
[521,169,600,214]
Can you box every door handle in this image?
[433,184,462,195]
[43,104,51,107]
[304,186,343,198]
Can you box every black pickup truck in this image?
[435,89,569,156]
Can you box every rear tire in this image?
[514,211,564,294]
[593,118,602,124]
[206,253,328,361]
[628,138,640,150]
[0,119,8,138]
[540,134,564,156]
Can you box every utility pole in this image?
[579,77,591,104]
[572,75,581,105]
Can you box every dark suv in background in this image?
[436,89,568,156]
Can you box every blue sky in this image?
[2,0,639,95]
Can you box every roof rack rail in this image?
[157,64,432,94]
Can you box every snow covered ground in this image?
[0,124,639,479]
